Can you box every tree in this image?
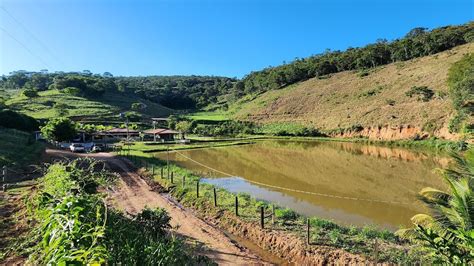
[22,88,39,98]
[41,118,77,142]
[175,121,192,139]
[131,102,146,111]
[396,150,474,263]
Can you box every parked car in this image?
[70,143,85,153]
[92,143,105,152]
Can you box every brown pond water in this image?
[155,140,448,230]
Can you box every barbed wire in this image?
[174,150,409,205]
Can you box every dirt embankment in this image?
[169,191,368,265]
[329,124,457,140]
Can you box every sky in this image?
[0,0,472,78]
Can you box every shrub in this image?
[62,86,81,95]
[275,208,299,222]
[405,86,434,102]
[22,88,39,98]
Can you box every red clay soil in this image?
[45,149,268,265]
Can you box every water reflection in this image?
[155,140,447,230]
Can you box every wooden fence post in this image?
[235,196,239,216]
[260,206,264,228]
[374,239,379,264]
[152,165,155,175]
[307,218,310,245]
[161,168,164,178]
[196,180,199,198]
[171,172,174,183]
[2,166,6,183]
[213,187,217,207]
[272,204,275,225]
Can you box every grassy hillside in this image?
[0,128,44,167]
[4,89,174,122]
[229,43,473,137]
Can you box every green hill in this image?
[4,89,174,122]
[228,43,473,140]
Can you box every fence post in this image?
[2,166,6,183]
[374,239,379,264]
[182,175,185,187]
[213,187,217,207]
[196,180,199,198]
[235,196,239,216]
[260,206,264,228]
[152,165,155,175]
[272,204,275,225]
[161,168,164,178]
[145,160,148,170]
[307,218,310,245]
[171,171,174,183]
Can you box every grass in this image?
[4,89,173,121]
[117,149,431,263]
[227,43,474,136]
[0,128,44,167]
[184,111,229,122]
[123,140,255,153]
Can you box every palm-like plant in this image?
[397,150,474,263]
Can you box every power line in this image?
[1,6,64,68]
[0,26,52,69]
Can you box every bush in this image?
[405,86,434,102]
[275,208,299,222]
[22,88,39,98]
[62,86,81,95]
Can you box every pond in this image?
[155,140,448,230]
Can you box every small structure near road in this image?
[95,128,140,141]
[143,128,180,142]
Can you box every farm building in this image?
[94,128,140,141]
[143,128,180,142]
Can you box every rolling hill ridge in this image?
[229,43,473,140]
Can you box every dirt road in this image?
[46,149,268,265]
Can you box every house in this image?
[143,128,180,142]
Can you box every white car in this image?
[70,143,85,153]
[92,143,105,152]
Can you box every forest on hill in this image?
[235,22,473,95]
[1,22,472,112]
[0,72,235,110]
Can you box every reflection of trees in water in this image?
[263,140,448,166]
[165,141,447,229]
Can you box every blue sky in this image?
[0,0,472,77]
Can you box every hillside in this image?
[4,89,174,122]
[230,43,474,140]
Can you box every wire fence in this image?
[115,150,421,264]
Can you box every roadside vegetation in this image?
[2,158,212,265]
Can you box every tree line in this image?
[235,22,474,96]
[0,71,236,109]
